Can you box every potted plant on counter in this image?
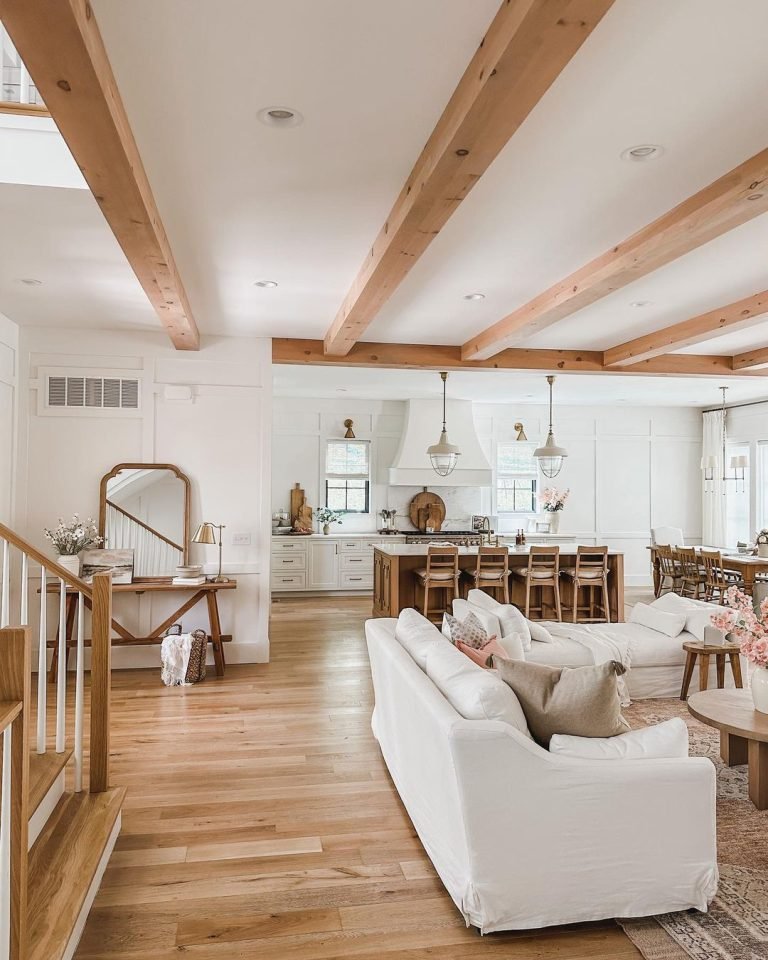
[316,507,343,536]
[43,515,102,577]
[538,488,570,534]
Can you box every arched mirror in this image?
[99,463,191,579]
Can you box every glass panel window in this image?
[725,442,750,546]
[759,442,768,531]
[496,442,537,515]
[324,440,370,514]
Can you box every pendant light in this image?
[427,371,461,477]
[703,387,747,493]
[534,375,567,478]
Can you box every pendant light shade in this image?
[534,375,567,478]
[428,371,461,477]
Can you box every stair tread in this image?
[27,787,125,960]
[29,748,73,816]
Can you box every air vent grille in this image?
[47,375,140,410]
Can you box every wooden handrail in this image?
[105,500,184,553]
[0,521,92,598]
[0,700,21,731]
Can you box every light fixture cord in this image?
[441,372,447,431]
[548,376,554,434]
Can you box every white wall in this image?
[272,396,702,585]
[15,328,272,665]
[0,312,19,524]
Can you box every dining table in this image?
[648,545,768,597]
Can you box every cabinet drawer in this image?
[338,539,365,552]
[340,572,373,589]
[272,554,306,571]
[271,572,307,590]
[272,538,308,554]
[341,554,373,572]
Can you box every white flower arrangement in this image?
[43,515,103,556]
[316,508,343,527]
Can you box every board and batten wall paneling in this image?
[0,314,19,524]
[15,327,273,666]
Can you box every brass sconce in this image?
[514,422,528,442]
[344,419,355,439]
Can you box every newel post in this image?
[89,572,112,793]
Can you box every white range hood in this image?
[389,399,492,487]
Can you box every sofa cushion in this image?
[550,718,689,760]
[492,656,629,747]
[528,620,554,644]
[395,608,445,670]
[456,637,508,668]
[629,602,687,638]
[425,640,531,737]
[450,598,502,643]
[443,610,495,649]
[466,590,532,651]
[651,592,724,642]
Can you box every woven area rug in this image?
[619,698,768,960]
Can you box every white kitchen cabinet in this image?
[308,539,340,589]
[271,534,404,593]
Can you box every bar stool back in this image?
[511,545,561,620]
[561,545,610,622]
[464,546,510,602]
[413,545,460,623]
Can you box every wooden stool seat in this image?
[464,546,510,603]
[511,546,561,621]
[413,545,460,623]
[561,546,610,623]
[680,641,743,700]
[414,568,456,581]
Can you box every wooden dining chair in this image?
[655,544,682,596]
[413,545,460,623]
[463,546,510,602]
[560,546,610,623]
[676,546,705,599]
[511,546,561,621]
[700,549,743,603]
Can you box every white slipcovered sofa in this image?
[365,613,718,933]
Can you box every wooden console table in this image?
[47,580,236,681]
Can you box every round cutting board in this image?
[408,491,446,532]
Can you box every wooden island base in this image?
[372,545,624,621]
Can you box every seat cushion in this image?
[415,568,456,582]
[511,569,556,580]
[629,603,687,638]
[651,592,724,642]
[466,590,532,651]
[492,656,629,747]
[550,718,688,760]
[561,567,605,580]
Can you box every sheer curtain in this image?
[702,410,726,546]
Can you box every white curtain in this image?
[702,410,726,546]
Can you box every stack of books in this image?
[171,575,207,586]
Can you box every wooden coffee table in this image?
[688,689,768,809]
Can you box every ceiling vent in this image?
[45,375,140,413]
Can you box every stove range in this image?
[405,530,483,545]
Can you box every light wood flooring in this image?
[72,596,643,959]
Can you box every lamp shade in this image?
[533,432,568,479]
[427,429,461,477]
[192,522,217,545]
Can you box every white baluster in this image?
[0,725,12,960]
[73,591,85,792]
[0,539,8,628]
[19,62,29,104]
[55,578,66,753]
[20,552,28,626]
[37,566,47,754]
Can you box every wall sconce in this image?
[514,422,528,442]
[344,419,355,439]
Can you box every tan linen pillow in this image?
[491,656,629,747]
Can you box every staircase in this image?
[0,523,123,960]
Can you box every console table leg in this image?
[207,592,225,678]
[721,731,748,766]
[748,740,768,810]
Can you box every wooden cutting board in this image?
[408,490,446,532]
[290,483,306,524]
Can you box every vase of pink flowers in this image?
[711,587,768,712]
[538,488,570,534]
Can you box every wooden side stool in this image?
[680,641,743,701]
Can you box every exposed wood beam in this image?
[273,338,768,378]
[0,101,50,118]
[0,0,200,350]
[604,290,768,367]
[462,148,768,360]
[323,0,616,357]
[732,345,768,370]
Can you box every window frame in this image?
[323,439,372,516]
[495,440,539,516]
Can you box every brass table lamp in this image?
[192,522,229,583]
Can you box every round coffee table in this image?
[688,688,768,809]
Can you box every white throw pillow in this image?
[651,592,723,642]
[528,620,554,643]
[425,640,531,738]
[466,589,532,651]
[549,718,689,760]
[496,631,526,661]
[395,608,445,670]
[449,599,502,642]
[629,602,687,638]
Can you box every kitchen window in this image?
[325,440,370,514]
[496,442,538,514]
[759,441,768,531]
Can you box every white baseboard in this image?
[28,769,65,848]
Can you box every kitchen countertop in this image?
[374,543,614,557]
[272,531,404,539]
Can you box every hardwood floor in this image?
[74,596,641,958]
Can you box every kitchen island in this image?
[372,544,625,621]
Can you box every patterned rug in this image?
[619,699,768,960]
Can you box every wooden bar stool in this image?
[413,545,460,623]
[463,546,510,603]
[560,545,610,623]
[700,549,743,603]
[511,546,561,621]
[680,641,743,700]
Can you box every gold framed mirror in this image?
[98,463,191,580]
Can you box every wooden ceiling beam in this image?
[732,345,768,369]
[0,0,200,350]
[462,148,768,360]
[603,290,768,367]
[273,338,768,378]
[323,0,615,357]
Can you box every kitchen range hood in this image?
[389,399,491,487]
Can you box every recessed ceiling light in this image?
[620,144,664,162]
[629,300,653,308]
[257,106,303,128]
[254,280,278,288]
[463,293,485,301]
[336,388,348,393]
[18,278,42,286]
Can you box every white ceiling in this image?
[0,0,767,403]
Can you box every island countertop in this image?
[373,543,621,557]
